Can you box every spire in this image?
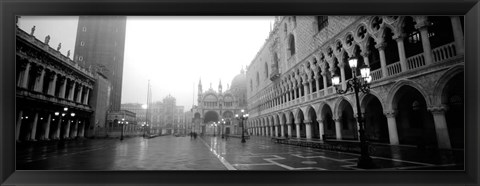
[198,77,203,94]
[218,79,223,94]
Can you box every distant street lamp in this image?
[235,109,249,143]
[213,122,217,137]
[221,119,225,138]
[332,56,374,169]
[120,118,125,140]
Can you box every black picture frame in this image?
[1,0,479,185]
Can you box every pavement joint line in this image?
[199,137,236,170]
[233,163,275,166]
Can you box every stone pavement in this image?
[16,135,464,170]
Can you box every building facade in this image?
[74,16,127,111]
[16,25,96,142]
[192,70,248,135]
[246,16,464,149]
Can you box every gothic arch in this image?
[333,96,356,118]
[386,80,432,111]
[432,65,465,106]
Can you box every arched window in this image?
[288,34,296,56]
[265,62,269,78]
[317,16,328,31]
[367,37,381,71]
[383,28,400,65]
[256,72,260,86]
[403,16,423,58]
[428,16,454,49]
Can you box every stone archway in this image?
[442,71,464,148]
[320,104,335,139]
[307,106,320,139]
[362,94,389,143]
[203,110,219,124]
[392,85,436,147]
[337,99,358,140]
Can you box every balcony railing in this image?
[371,69,382,81]
[386,61,402,76]
[407,53,425,70]
[433,43,457,63]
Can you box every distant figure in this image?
[67,50,71,58]
[57,43,62,51]
[45,35,50,44]
[31,26,36,35]
[193,132,197,139]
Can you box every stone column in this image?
[384,111,399,145]
[416,20,433,65]
[71,119,79,138]
[295,123,301,138]
[334,117,342,140]
[376,42,388,78]
[47,73,57,96]
[68,81,76,101]
[429,107,452,149]
[76,85,84,103]
[362,51,370,66]
[80,120,86,137]
[43,114,52,140]
[314,75,321,92]
[395,35,408,72]
[59,77,67,99]
[305,121,312,139]
[318,119,325,140]
[303,82,309,97]
[287,123,292,137]
[270,126,274,137]
[29,112,39,141]
[16,110,23,141]
[84,88,90,104]
[450,16,464,56]
[18,62,31,88]
[274,125,278,137]
[34,68,46,92]
[55,116,63,139]
[280,124,285,137]
[65,119,71,139]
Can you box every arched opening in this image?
[403,16,423,58]
[367,37,381,71]
[308,107,319,139]
[428,16,455,49]
[288,34,296,56]
[297,110,305,138]
[393,85,436,147]
[362,94,389,143]
[281,114,287,136]
[353,45,366,75]
[442,72,464,148]
[288,112,295,138]
[321,104,335,139]
[256,72,260,86]
[342,52,353,80]
[383,27,400,66]
[338,99,358,140]
[324,62,332,87]
[203,111,219,123]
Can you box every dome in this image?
[230,71,246,92]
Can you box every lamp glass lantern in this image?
[348,57,358,68]
[332,75,341,86]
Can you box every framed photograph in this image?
[1,0,479,185]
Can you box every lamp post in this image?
[221,119,225,138]
[331,57,374,169]
[213,122,217,137]
[235,109,249,143]
[120,118,125,140]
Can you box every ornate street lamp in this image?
[235,109,249,143]
[332,56,375,169]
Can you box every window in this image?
[82,27,87,32]
[264,62,269,78]
[256,72,260,86]
[79,56,83,61]
[288,34,296,56]
[317,16,328,31]
[80,41,85,46]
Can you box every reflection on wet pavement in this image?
[17,135,463,170]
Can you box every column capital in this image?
[333,117,341,122]
[393,33,406,41]
[337,62,345,68]
[304,120,312,124]
[384,110,397,118]
[428,105,449,114]
[317,119,324,123]
[375,42,387,50]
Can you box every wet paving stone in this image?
[16,135,463,170]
